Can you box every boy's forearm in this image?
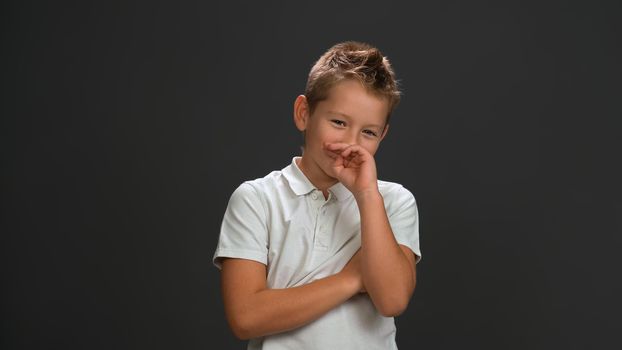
[356,190,416,317]
[229,272,359,340]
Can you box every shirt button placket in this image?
[315,193,329,250]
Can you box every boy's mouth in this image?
[323,148,339,160]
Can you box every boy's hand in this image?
[340,250,366,293]
[324,142,379,198]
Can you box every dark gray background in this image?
[2,0,621,349]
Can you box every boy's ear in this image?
[293,95,309,131]
[380,123,390,141]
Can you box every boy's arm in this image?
[326,142,417,317]
[220,252,363,340]
[356,191,417,317]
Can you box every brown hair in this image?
[304,41,401,123]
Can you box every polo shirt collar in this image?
[282,157,353,201]
[282,157,315,196]
[328,179,352,202]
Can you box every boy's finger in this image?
[325,150,339,159]
[324,142,350,151]
[341,145,361,159]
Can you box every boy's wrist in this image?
[353,188,382,204]
[337,270,363,295]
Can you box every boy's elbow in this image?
[370,270,416,317]
[227,313,257,340]
[230,323,251,340]
[373,289,413,317]
[377,299,409,317]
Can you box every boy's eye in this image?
[363,130,378,137]
[331,119,346,126]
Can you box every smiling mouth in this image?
[323,147,339,160]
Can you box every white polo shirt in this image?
[213,157,421,350]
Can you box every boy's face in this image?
[294,79,390,184]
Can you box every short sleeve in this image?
[385,186,422,263]
[213,182,269,269]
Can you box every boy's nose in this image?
[343,131,358,146]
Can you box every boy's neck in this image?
[296,156,338,199]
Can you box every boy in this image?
[213,41,421,349]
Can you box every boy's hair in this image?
[305,41,401,123]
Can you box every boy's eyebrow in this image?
[327,110,353,119]
[327,110,384,129]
